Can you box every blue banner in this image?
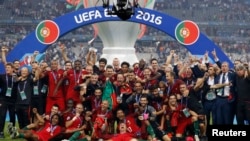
[0,7,233,73]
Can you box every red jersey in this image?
[92,108,113,139]
[66,69,85,103]
[63,78,70,96]
[118,116,140,136]
[128,80,135,88]
[110,132,133,141]
[144,79,158,90]
[66,113,84,130]
[120,83,133,95]
[98,70,106,85]
[36,122,62,141]
[167,79,184,95]
[89,96,102,113]
[47,69,65,97]
[134,68,144,79]
[165,103,189,127]
[151,97,164,112]
[92,108,113,123]
[99,74,116,86]
[165,103,193,134]
[43,113,54,124]
[113,81,133,95]
[61,109,75,126]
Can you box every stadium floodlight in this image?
[102,0,138,20]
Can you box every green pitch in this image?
[1,122,25,141]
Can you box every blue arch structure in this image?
[0,7,233,73]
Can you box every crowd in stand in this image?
[1,0,250,23]
[155,0,250,22]
[0,0,249,64]
[1,45,250,141]
[1,0,250,37]
[1,0,66,20]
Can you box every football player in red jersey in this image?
[9,114,63,141]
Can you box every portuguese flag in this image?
[36,20,59,44]
[102,80,118,110]
[175,20,200,45]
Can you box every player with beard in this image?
[126,82,153,114]
[91,100,114,140]
[80,87,102,115]
[113,73,132,104]
[41,60,65,113]
[165,94,199,141]
[80,73,101,111]
[165,71,184,101]
[149,58,164,82]
[64,103,91,140]
[64,60,85,104]
[150,85,167,130]
[9,113,63,141]
[135,95,171,141]
[134,59,146,79]
[62,60,73,97]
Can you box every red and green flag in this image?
[102,80,118,110]
[36,20,60,45]
[175,20,200,45]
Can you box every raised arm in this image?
[59,44,69,62]
[33,64,41,82]
[86,50,97,66]
[1,46,8,65]
[30,51,39,65]
[165,50,175,66]
[211,49,221,68]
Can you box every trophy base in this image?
[101,47,139,66]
